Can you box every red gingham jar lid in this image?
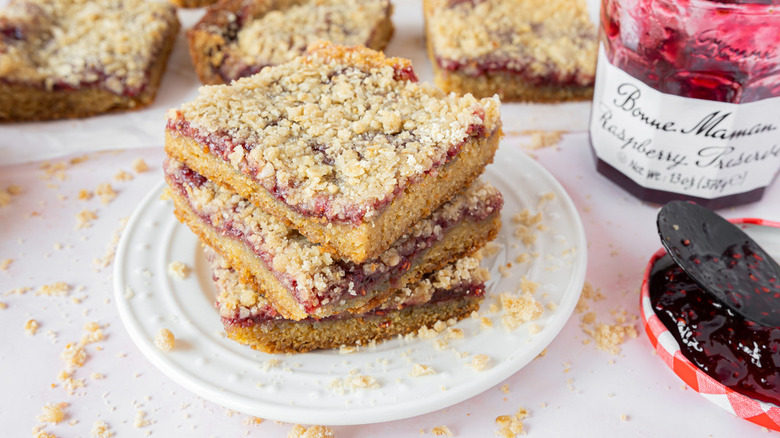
[640,218,780,432]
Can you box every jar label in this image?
[590,44,780,199]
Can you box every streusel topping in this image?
[168,42,501,222]
[209,243,487,320]
[236,0,390,66]
[167,157,501,310]
[0,0,177,93]
[426,0,596,83]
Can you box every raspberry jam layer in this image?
[436,55,594,88]
[222,282,485,327]
[165,159,502,314]
[650,254,780,406]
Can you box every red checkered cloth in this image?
[641,230,780,432]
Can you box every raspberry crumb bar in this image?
[207,247,488,353]
[166,42,502,264]
[0,0,180,121]
[187,0,394,84]
[423,0,597,102]
[164,158,502,320]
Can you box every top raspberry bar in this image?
[165,42,501,263]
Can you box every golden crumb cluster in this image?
[0,0,178,93]
[288,424,335,438]
[169,42,500,221]
[425,0,596,83]
[236,0,390,66]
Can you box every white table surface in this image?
[1,1,778,437]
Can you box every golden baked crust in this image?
[208,248,487,353]
[166,42,502,263]
[165,157,503,320]
[423,0,596,102]
[169,0,216,8]
[187,0,394,85]
[0,0,180,121]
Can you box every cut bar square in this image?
[187,0,394,85]
[423,0,597,102]
[164,158,502,320]
[207,246,488,354]
[165,41,502,264]
[0,0,180,121]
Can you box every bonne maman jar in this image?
[589,0,780,209]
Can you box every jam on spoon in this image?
[651,200,780,406]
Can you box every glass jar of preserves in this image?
[589,0,780,208]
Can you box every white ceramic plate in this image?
[113,145,587,425]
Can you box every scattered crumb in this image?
[76,210,98,229]
[474,241,501,260]
[78,189,93,200]
[154,328,175,352]
[0,189,11,207]
[501,384,510,394]
[134,410,151,428]
[95,183,117,204]
[25,319,39,336]
[500,292,543,330]
[620,414,629,422]
[167,261,190,279]
[160,188,172,201]
[114,170,134,181]
[93,218,128,270]
[91,420,113,437]
[329,374,380,393]
[410,364,436,377]
[0,301,6,309]
[0,258,12,270]
[132,159,150,173]
[431,425,453,436]
[518,130,564,150]
[288,424,335,438]
[36,282,70,297]
[495,407,528,438]
[469,354,491,371]
[38,403,68,424]
[592,323,638,355]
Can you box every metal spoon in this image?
[656,200,780,327]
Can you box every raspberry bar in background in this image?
[166,42,501,264]
[423,0,597,102]
[0,0,179,121]
[187,0,394,85]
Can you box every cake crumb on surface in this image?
[91,419,113,437]
[469,354,491,371]
[288,424,335,438]
[167,261,190,279]
[134,410,151,428]
[76,209,98,229]
[25,319,39,335]
[95,183,117,204]
[132,159,150,173]
[154,328,175,352]
[500,292,543,330]
[0,258,12,270]
[114,170,134,181]
[410,363,436,377]
[37,282,70,297]
[431,425,453,436]
[495,407,528,438]
[38,402,68,424]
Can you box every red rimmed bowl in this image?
[640,217,780,432]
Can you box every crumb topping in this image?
[0,0,178,94]
[426,0,596,84]
[167,261,190,279]
[168,41,500,222]
[235,0,390,67]
[168,157,500,311]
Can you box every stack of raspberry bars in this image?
[164,42,504,353]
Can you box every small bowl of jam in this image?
[640,217,780,431]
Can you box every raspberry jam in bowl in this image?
[589,0,780,209]
[640,217,780,431]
